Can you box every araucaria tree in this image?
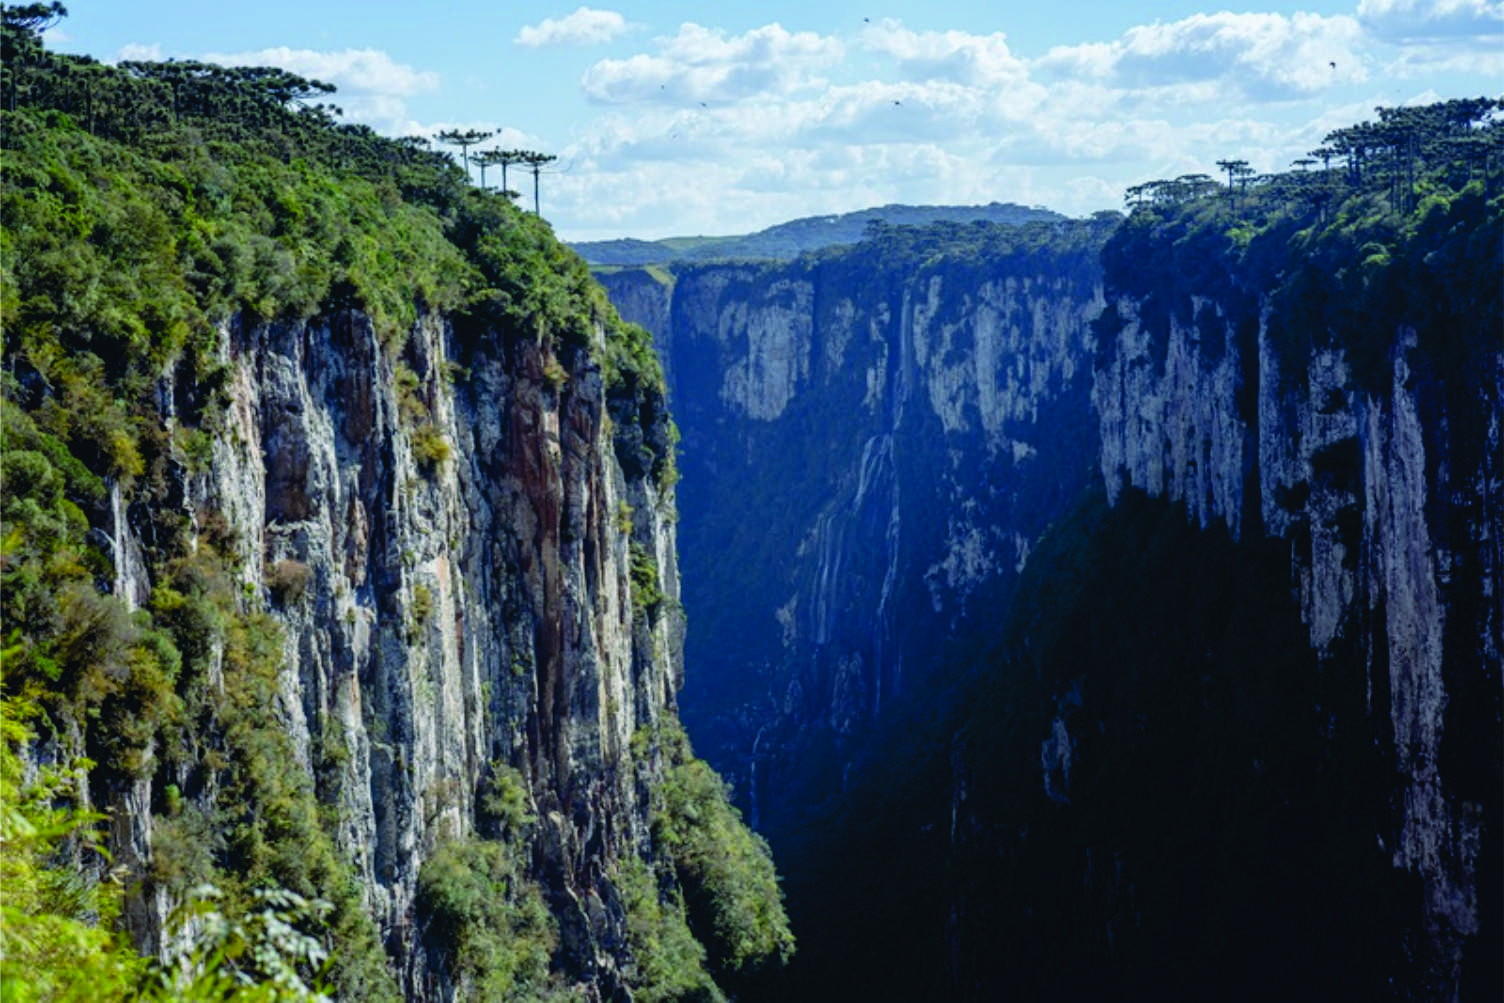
[514,150,558,215]
[1215,158,1254,206]
[472,147,510,193]
[436,127,492,177]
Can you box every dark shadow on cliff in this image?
[769,488,1474,1002]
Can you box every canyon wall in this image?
[1094,285,1501,997]
[598,203,1500,997]
[598,220,1113,831]
[107,306,689,999]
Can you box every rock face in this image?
[121,306,683,999]
[1094,292,1501,997]
[597,224,1112,832]
[598,213,1499,997]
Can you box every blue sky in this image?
[49,1,1504,241]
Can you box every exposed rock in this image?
[112,306,683,999]
[1094,292,1502,999]
[599,237,1108,834]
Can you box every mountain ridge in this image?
[571,201,1066,266]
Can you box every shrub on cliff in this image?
[651,725,795,989]
[415,837,566,1001]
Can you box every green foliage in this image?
[1103,98,1502,393]
[0,681,343,1002]
[616,856,723,1003]
[650,724,794,987]
[393,365,452,472]
[145,886,335,1001]
[393,363,428,423]
[476,760,534,839]
[628,541,664,617]
[409,582,434,629]
[0,406,183,784]
[415,837,565,1001]
[0,683,148,1001]
[410,422,452,471]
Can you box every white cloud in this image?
[202,47,439,96]
[1035,12,1367,101]
[197,47,439,132]
[581,22,842,105]
[544,12,1493,240]
[1359,1,1504,76]
[1358,0,1504,42]
[860,20,1033,90]
[560,17,1313,235]
[114,42,163,63]
[515,7,629,48]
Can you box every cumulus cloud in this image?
[581,22,842,104]
[548,11,1493,240]
[198,46,439,131]
[515,7,629,48]
[1358,0,1504,42]
[859,20,1034,89]
[202,47,438,96]
[1035,12,1367,101]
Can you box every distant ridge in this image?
[572,201,1066,266]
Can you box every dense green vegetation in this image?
[597,722,794,1001]
[1105,98,1502,393]
[0,6,691,999]
[415,838,564,1001]
[2,682,344,1001]
[615,853,723,1003]
[650,725,794,991]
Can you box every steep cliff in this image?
[1,27,790,1002]
[597,108,1501,999]
[1090,176,1501,998]
[599,218,1115,833]
[181,305,686,998]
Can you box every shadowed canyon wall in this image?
[598,195,1501,998]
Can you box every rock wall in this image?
[598,231,1109,832]
[116,306,683,999]
[1094,292,1502,998]
[601,218,1499,996]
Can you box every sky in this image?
[47,1,1504,242]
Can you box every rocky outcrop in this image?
[117,306,683,999]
